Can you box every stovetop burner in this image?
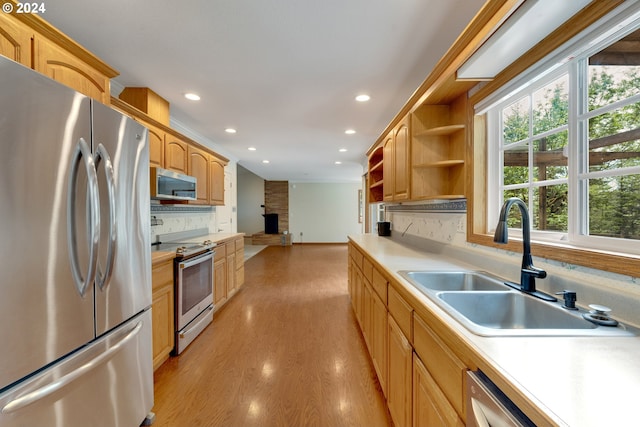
[152,229,216,258]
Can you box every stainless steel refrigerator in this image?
[0,56,153,426]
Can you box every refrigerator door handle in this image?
[94,143,117,290]
[67,137,100,297]
[1,320,143,414]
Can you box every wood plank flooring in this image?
[152,244,392,427]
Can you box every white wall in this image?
[289,182,363,243]
[237,165,265,235]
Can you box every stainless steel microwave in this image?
[150,167,197,201]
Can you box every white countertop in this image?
[349,234,640,427]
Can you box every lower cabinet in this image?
[151,258,174,371]
[213,236,245,312]
[388,315,413,427]
[347,241,469,427]
[413,354,464,427]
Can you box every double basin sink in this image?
[398,271,634,337]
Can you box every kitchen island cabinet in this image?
[212,235,245,312]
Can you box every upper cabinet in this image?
[410,96,466,200]
[33,35,112,104]
[209,155,226,206]
[383,115,411,202]
[368,145,384,203]
[188,145,210,205]
[0,12,32,66]
[0,10,118,104]
[146,123,166,169]
[164,134,189,174]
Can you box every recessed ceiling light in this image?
[355,94,370,102]
[248,147,257,151]
[262,160,270,164]
[339,148,347,152]
[345,129,356,135]
[335,161,342,165]
[225,128,237,134]
[185,93,200,101]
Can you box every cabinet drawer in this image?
[352,248,363,272]
[388,286,412,339]
[413,313,467,419]
[362,257,373,284]
[235,237,244,251]
[152,260,173,291]
[214,242,227,260]
[372,268,387,304]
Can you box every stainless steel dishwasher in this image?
[466,371,536,427]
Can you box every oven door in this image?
[175,251,214,331]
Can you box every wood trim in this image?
[469,0,626,105]
[367,0,521,156]
[466,1,640,279]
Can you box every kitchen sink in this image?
[398,271,509,292]
[398,270,635,337]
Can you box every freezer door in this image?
[92,101,152,336]
[0,310,153,427]
[0,57,95,391]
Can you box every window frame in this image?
[467,1,640,278]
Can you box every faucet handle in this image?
[555,290,577,310]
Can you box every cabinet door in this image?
[188,145,210,204]
[362,281,373,353]
[151,259,174,370]
[33,36,111,104]
[214,257,227,306]
[372,290,388,397]
[152,284,174,370]
[235,238,245,288]
[0,13,32,67]
[382,132,394,201]
[393,117,411,200]
[413,354,464,427]
[209,155,225,205]
[226,251,236,296]
[165,135,188,173]
[388,315,412,427]
[146,124,165,168]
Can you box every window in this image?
[483,8,640,255]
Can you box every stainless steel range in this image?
[152,228,216,354]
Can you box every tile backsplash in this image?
[150,211,216,242]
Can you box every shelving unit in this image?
[410,99,466,200]
[368,145,384,202]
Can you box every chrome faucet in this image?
[494,197,557,302]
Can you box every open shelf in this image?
[414,124,465,138]
[413,160,465,168]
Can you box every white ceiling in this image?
[43,0,486,182]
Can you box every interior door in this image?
[0,57,95,389]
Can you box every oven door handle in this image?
[178,251,214,269]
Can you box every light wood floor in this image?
[152,244,392,427]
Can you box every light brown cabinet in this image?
[368,145,384,203]
[165,134,188,174]
[383,116,411,202]
[34,35,112,104]
[348,241,471,427]
[0,11,117,103]
[213,236,245,311]
[388,314,413,427]
[151,258,174,371]
[410,99,466,200]
[0,12,32,66]
[188,145,210,205]
[146,123,166,168]
[209,155,226,205]
[413,354,464,427]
